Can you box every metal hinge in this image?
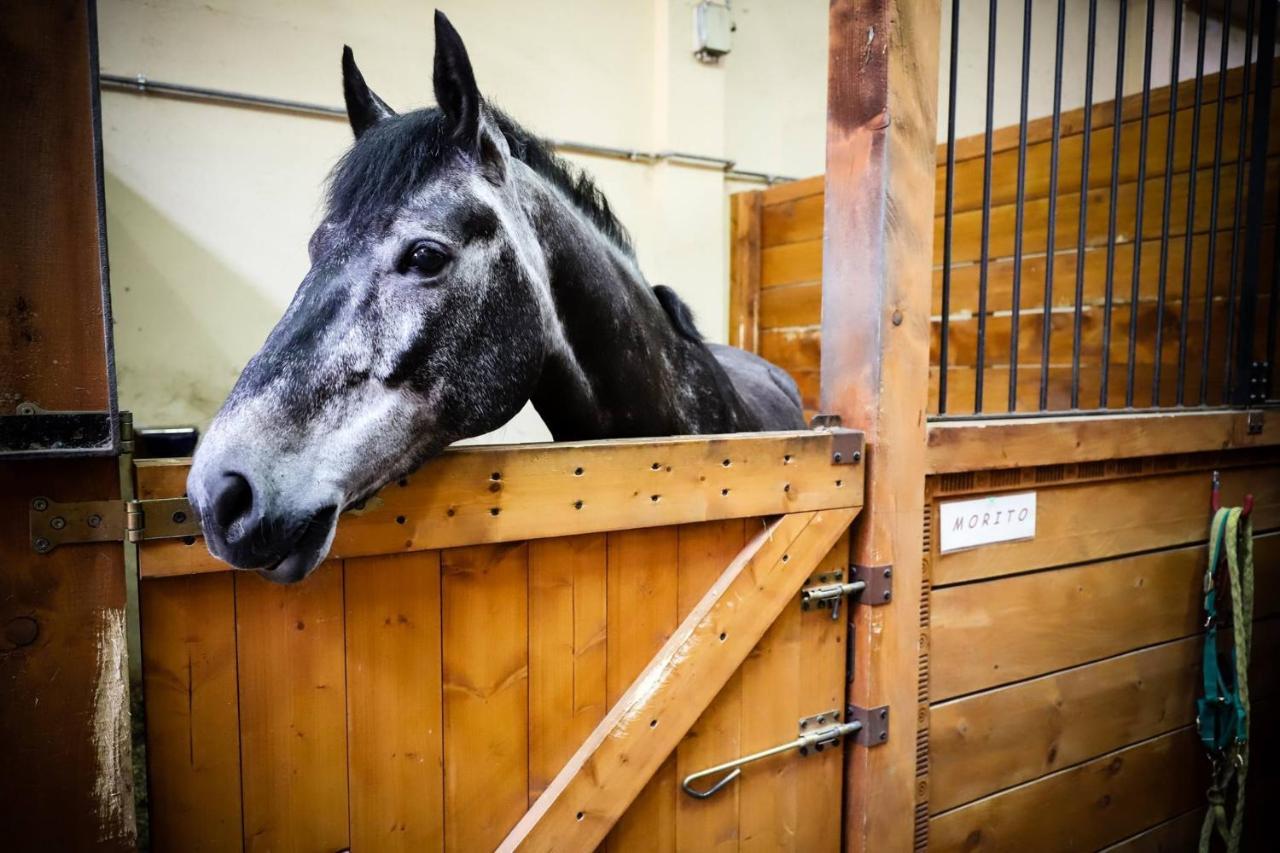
[30,496,198,553]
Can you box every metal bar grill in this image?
[930,0,1277,420]
[974,0,1000,414]
[1009,0,1034,413]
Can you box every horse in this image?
[187,10,806,583]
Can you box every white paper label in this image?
[938,491,1036,553]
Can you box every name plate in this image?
[939,491,1036,553]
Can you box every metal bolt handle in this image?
[681,721,861,799]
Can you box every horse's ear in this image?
[432,10,481,149]
[342,46,395,138]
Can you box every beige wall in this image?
[100,0,830,437]
[103,1,1264,437]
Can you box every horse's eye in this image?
[402,242,451,278]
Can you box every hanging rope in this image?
[1197,503,1254,853]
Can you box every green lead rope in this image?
[1198,506,1254,853]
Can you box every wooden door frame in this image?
[822,1,941,850]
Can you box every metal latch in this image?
[1247,410,1265,436]
[682,708,858,799]
[801,579,866,621]
[30,496,199,553]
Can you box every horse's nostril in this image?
[211,472,255,531]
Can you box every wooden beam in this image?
[136,429,864,577]
[926,409,1280,474]
[729,190,762,352]
[497,506,858,852]
[823,1,939,849]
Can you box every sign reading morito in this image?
[938,491,1037,553]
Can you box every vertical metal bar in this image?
[1125,0,1157,408]
[1234,0,1277,404]
[1175,6,1209,405]
[1071,0,1100,410]
[1152,0,1186,405]
[1269,178,1280,394]
[1009,0,1033,412]
[1099,0,1128,408]
[1199,0,1235,404]
[1223,0,1258,397]
[940,0,961,416]
[975,0,999,414]
[1040,0,1067,411]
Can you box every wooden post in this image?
[0,1,135,847]
[822,1,939,850]
[728,190,762,352]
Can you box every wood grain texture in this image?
[0,0,112,412]
[1098,809,1207,853]
[929,729,1205,852]
[932,534,1280,700]
[235,562,350,853]
[345,551,445,851]
[140,574,242,852]
[442,543,529,853]
[823,2,939,850]
[500,508,858,852]
[606,526,680,852]
[528,534,608,804]
[934,467,1280,586]
[674,520,748,853]
[930,638,1200,812]
[730,191,763,352]
[926,410,1280,474]
[138,431,864,577]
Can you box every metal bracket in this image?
[1247,362,1270,404]
[850,563,892,605]
[31,496,199,553]
[846,704,890,747]
[810,414,864,465]
[1247,410,1265,436]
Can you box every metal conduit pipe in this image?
[99,73,796,185]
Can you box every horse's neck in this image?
[523,180,711,440]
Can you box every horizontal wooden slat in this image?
[942,65,1275,166]
[762,239,822,289]
[934,467,1280,586]
[136,431,863,577]
[761,192,823,248]
[1098,809,1206,853]
[759,175,823,206]
[932,533,1280,700]
[934,154,1280,267]
[499,507,857,852]
[928,729,1205,852]
[758,282,821,330]
[759,327,821,373]
[932,224,1277,316]
[939,86,1280,215]
[930,619,1280,813]
[926,410,1280,474]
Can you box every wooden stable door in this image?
[139,508,854,851]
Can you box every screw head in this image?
[31,498,48,512]
[852,450,862,462]
[49,516,66,530]
[172,510,187,524]
[833,451,842,463]
[33,537,52,554]
[883,590,891,601]
[87,514,102,528]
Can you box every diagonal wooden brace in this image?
[499,505,859,852]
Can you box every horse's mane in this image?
[326,105,633,256]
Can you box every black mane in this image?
[326,105,633,255]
